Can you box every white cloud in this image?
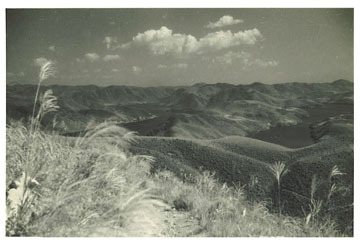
[196,29,261,52]
[216,51,251,64]
[251,59,279,68]
[205,15,244,29]
[121,26,262,56]
[103,54,121,62]
[132,66,142,74]
[34,57,50,67]
[111,68,119,72]
[157,63,188,69]
[49,46,56,52]
[84,53,100,62]
[173,63,188,69]
[216,51,279,68]
[157,64,167,69]
[103,36,117,49]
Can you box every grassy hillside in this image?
[6,122,166,236]
[6,121,346,237]
[129,124,353,235]
[6,116,352,236]
[7,114,352,236]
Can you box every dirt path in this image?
[160,207,205,237]
[89,201,204,237]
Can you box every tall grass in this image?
[153,170,340,237]
[302,165,347,233]
[31,61,57,132]
[6,121,160,236]
[267,161,289,216]
[6,61,59,236]
[6,62,161,236]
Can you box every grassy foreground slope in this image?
[6,122,170,236]
[129,119,353,235]
[6,122,343,237]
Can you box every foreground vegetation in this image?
[130,134,353,235]
[6,121,343,236]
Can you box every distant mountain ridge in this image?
[6,80,353,139]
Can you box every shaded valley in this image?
[249,103,353,148]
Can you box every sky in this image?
[6,8,353,87]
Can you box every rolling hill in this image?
[6,80,353,140]
[129,115,353,232]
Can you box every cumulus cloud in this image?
[157,63,188,69]
[84,53,100,62]
[157,64,167,69]
[34,57,50,67]
[216,51,279,68]
[49,46,56,52]
[103,54,121,62]
[251,59,279,68]
[216,51,251,64]
[132,66,142,74]
[173,63,188,69]
[205,15,244,29]
[111,68,119,72]
[104,36,117,49]
[121,26,262,56]
[197,29,261,51]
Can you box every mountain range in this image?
[6,79,353,141]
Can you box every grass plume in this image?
[31,61,57,129]
[267,161,289,216]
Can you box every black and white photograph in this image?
[3,3,356,239]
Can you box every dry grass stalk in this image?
[267,161,289,216]
[31,61,57,127]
